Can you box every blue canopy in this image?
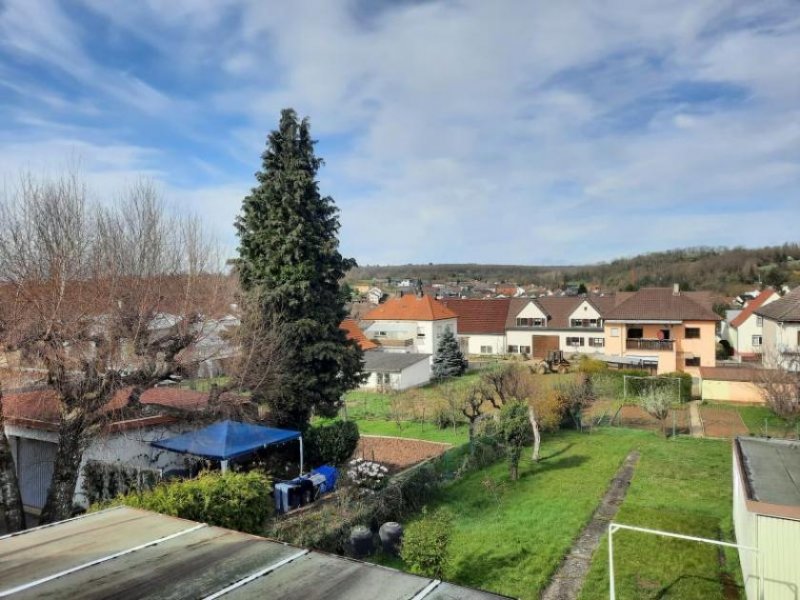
[151,420,302,461]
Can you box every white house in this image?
[366,287,384,305]
[505,296,616,357]
[360,352,432,391]
[755,287,800,371]
[363,294,458,355]
[440,298,510,356]
[725,289,778,359]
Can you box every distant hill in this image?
[348,244,800,295]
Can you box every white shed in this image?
[733,437,800,600]
[360,352,432,392]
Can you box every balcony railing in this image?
[626,338,675,351]
[373,337,414,348]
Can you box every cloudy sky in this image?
[1,0,798,265]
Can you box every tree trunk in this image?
[509,459,518,481]
[0,390,27,532]
[528,405,541,462]
[39,407,88,524]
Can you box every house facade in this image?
[363,294,458,355]
[603,286,719,377]
[440,298,510,355]
[726,289,777,359]
[755,287,800,371]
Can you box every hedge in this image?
[104,471,272,534]
[304,420,360,467]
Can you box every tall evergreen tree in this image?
[235,109,363,428]
[432,330,467,380]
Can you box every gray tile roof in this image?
[363,352,431,372]
[754,287,800,322]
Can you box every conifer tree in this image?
[235,109,363,427]
[432,329,467,380]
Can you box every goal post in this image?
[607,522,761,600]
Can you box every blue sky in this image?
[0,0,798,265]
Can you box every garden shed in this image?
[733,437,800,599]
[360,352,432,391]
[701,367,766,404]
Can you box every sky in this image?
[0,0,798,266]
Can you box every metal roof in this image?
[737,437,800,507]
[363,352,432,373]
[0,507,508,599]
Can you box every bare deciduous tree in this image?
[0,174,282,528]
[759,353,800,426]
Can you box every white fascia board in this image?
[605,320,683,325]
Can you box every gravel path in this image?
[540,450,641,600]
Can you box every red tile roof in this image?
[755,287,800,322]
[730,289,776,329]
[439,299,511,334]
[363,294,457,321]
[340,318,378,351]
[3,386,212,432]
[605,288,720,321]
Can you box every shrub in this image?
[660,371,693,402]
[401,507,454,578]
[499,400,531,480]
[577,356,608,375]
[346,458,389,492]
[305,420,360,467]
[107,471,272,534]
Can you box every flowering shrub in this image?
[346,458,389,491]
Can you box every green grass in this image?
[369,428,739,600]
[579,436,740,599]
[705,402,797,438]
[353,419,470,445]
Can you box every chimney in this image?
[673,283,680,296]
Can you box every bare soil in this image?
[700,407,749,438]
[353,435,451,472]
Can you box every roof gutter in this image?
[605,320,683,325]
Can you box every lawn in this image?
[354,419,469,446]
[705,402,797,438]
[375,429,739,600]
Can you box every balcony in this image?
[626,338,675,351]
[372,337,414,348]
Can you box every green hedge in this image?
[305,420,360,467]
[105,471,272,534]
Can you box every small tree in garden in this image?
[759,356,800,426]
[641,387,673,436]
[499,401,531,480]
[401,507,454,578]
[555,376,595,430]
[432,330,467,380]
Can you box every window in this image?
[627,328,643,339]
[416,327,426,339]
[685,327,701,339]
[589,337,605,347]
[756,316,763,327]
[480,345,493,354]
[520,345,531,355]
[516,317,544,327]
[752,335,763,347]
[566,337,585,347]
[571,318,599,328]
[684,357,701,367]
[610,328,620,337]
[507,345,519,354]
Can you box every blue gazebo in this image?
[152,420,304,474]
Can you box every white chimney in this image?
[673,283,680,296]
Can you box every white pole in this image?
[221,460,229,474]
[299,436,304,475]
[608,523,616,600]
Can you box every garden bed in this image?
[700,407,749,438]
[353,435,451,473]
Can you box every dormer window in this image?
[516,318,544,327]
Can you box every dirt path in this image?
[688,400,705,438]
[541,450,641,600]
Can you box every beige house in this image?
[602,285,719,377]
[755,287,800,372]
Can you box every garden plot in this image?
[353,435,451,472]
[699,406,749,438]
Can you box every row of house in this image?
[353,285,721,381]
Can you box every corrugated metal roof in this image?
[0,507,508,599]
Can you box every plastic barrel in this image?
[350,526,374,558]
[379,522,403,555]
